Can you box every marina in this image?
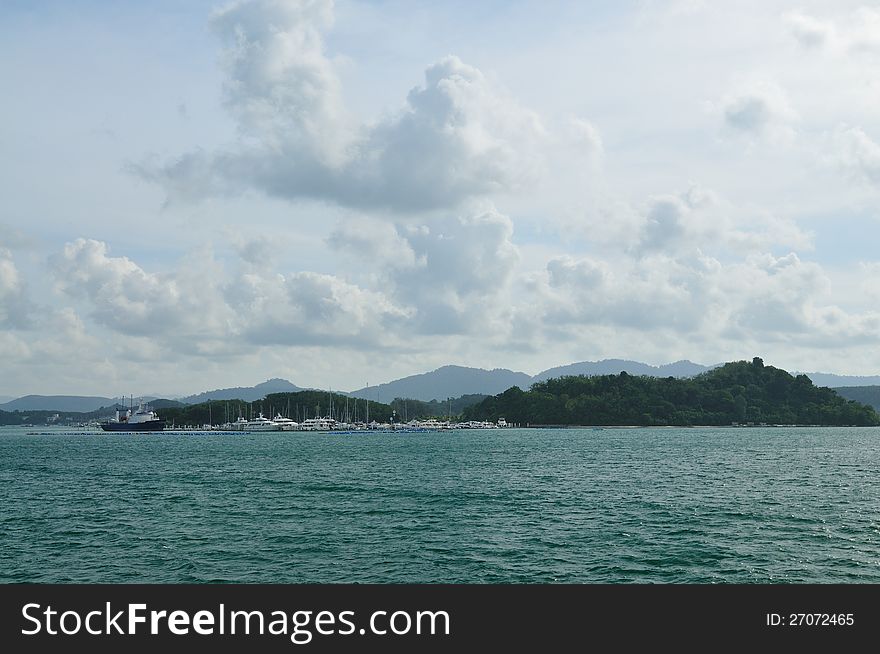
[26,419,512,437]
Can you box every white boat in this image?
[301,417,337,431]
[245,413,278,431]
[497,418,508,428]
[100,402,165,432]
[228,417,249,431]
[273,414,299,431]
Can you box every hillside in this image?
[0,395,120,412]
[463,358,880,427]
[179,378,304,404]
[349,365,531,403]
[160,391,395,426]
[389,394,488,420]
[832,386,880,411]
[531,359,713,384]
[0,403,129,426]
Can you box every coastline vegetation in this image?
[4,358,878,428]
[462,358,880,427]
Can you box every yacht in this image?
[300,417,337,431]
[245,413,278,432]
[273,414,299,431]
[228,417,249,431]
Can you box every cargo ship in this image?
[100,402,165,432]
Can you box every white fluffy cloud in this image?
[330,207,520,335]
[212,0,351,165]
[723,253,880,345]
[138,0,546,212]
[538,253,719,332]
[10,0,880,394]
[51,239,234,349]
[830,125,880,186]
[51,238,411,353]
[635,187,811,256]
[531,249,880,348]
[226,269,411,347]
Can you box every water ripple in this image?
[1,425,879,583]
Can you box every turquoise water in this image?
[1,426,879,583]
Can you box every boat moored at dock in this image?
[244,413,278,431]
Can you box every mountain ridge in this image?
[0,395,156,413]
[5,360,880,411]
[349,365,532,404]
[179,378,305,404]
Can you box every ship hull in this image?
[100,420,165,432]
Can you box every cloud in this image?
[0,249,32,328]
[721,253,880,345]
[538,253,718,332]
[849,7,880,53]
[783,11,836,49]
[326,216,420,269]
[829,125,880,186]
[720,79,797,143]
[634,186,811,256]
[529,248,880,348]
[211,0,350,165]
[226,270,411,347]
[51,237,412,353]
[232,234,281,269]
[783,7,880,54]
[137,0,546,213]
[725,253,827,335]
[566,117,603,164]
[329,207,520,335]
[637,194,693,254]
[51,239,234,347]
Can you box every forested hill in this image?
[832,386,880,411]
[462,358,880,427]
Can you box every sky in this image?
[2,0,880,397]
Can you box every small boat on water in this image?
[100,403,165,432]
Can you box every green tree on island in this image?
[462,359,880,427]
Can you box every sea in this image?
[1,425,878,583]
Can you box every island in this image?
[461,358,880,427]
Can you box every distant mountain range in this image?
[0,395,146,413]
[5,360,880,412]
[531,359,715,384]
[178,378,304,404]
[349,365,532,404]
[797,373,880,388]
